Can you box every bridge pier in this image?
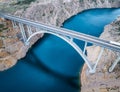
[83,41,87,54]
[27,25,32,36]
[92,47,104,72]
[19,23,28,45]
[109,56,120,72]
[12,20,17,28]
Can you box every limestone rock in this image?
[0,17,43,71]
[0,39,3,48]
[81,17,120,92]
[0,54,17,71]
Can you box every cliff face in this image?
[0,19,42,70]
[81,17,120,92]
[0,0,120,91]
[0,19,21,70]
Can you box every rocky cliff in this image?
[0,18,43,71]
[0,0,120,91]
[81,17,120,92]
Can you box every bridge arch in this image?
[26,30,93,73]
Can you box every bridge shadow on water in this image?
[24,34,81,90]
[25,50,81,89]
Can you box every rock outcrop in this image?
[81,17,120,92]
[0,18,43,71]
[0,19,30,70]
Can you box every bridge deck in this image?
[0,12,120,73]
[0,12,120,52]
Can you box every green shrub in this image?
[16,0,36,5]
[0,24,4,28]
[79,0,83,2]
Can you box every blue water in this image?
[0,8,120,92]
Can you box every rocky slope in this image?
[81,17,120,92]
[0,18,43,70]
[0,19,17,70]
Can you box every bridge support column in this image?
[12,20,17,28]
[109,56,120,72]
[27,25,32,36]
[92,47,104,72]
[19,23,28,45]
[83,41,87,54]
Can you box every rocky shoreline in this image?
[81,17,120,92]
[0,0,120,92]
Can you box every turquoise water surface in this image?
[0,8,120,92]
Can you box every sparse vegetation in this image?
[0,24,4,28]
[0,0,36,13]
[16,0,36,5]
[108,0,114,3]
[0,24,8,32]
[114,20,120,34]
[79,0,83,2]
[101,0,104,3]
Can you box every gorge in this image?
[0,0,120,92]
